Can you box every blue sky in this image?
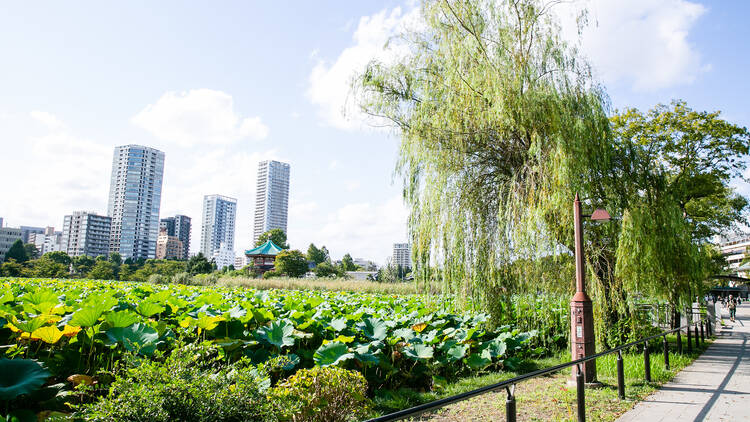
[1,0,749,264]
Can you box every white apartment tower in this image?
[63,212,112,258]
[253,160,290,244]
[392,243,412,268]
[200,195,237,258]
[107,145,165,260]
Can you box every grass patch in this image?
[371,334,712,421]
[216,276,427,295]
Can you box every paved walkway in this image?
[617,302,750,422]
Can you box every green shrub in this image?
[269,366,371,422]
[79,344,276,422]
[171,271,193,285]
[148,273,167,284]
[262,270,280,279]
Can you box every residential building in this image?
[0,217,4,228]
[107,145,165,259]
[392,243,412,269]
[156,228,183,260]
[160,215,191,259]
[20,226,44,243]
[29,227,64,256]
[200,194,237,260]
[211,242,235,270]
[62,212,112,258]
[718,235,750,277]
[234,255,249,269]
[0,227,22,262]
[353,258,377,271]
[253,160,290,244]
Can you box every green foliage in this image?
[79,344,276,422]
[72,255,95,276]
[269,366,371,422]
[0,359,50,401]
[44,251,71,266]
[186,253,213,275]
[5,240,28,263]
[262,270,280,279]
[256,229,289,249]
[87,260,116,280]
[274,250,308,278]
[0,260,26,277]
[29,256,68,278]
[306,243,328,265]
[23,244,38,260]
[313,262,341,278]
[340,254,356,272]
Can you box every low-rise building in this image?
[211,242,235,270]
[29,227,64,256]
[156,228,183,260]
[0,227,22,262]
[718,234,750,277]
[62,212,112,258]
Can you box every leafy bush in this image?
[171,272,193,285]
[263,270,280,279]
[148,273,167,284]
[80,344,276,422]
[269,366,371,422]
[191,272,219,285]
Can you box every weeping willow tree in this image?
[355,0,622,329]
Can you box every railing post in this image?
[505,385,516,422]
[663,335,670,371]
[677,329,683,354]
[687,323,693,353]
[700,320,705,343]
[694,324,699,349]
[643,342,651,382]
[576,363,585,422]
[617,350,625,400]
[707,316,712,337]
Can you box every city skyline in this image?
[1,1,749,264]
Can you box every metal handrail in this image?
[366,309,711,422]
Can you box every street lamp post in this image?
[571,193,609,384]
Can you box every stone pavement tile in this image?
[617,303,750,422]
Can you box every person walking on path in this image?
[729,295,737,322]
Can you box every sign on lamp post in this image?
[571,193,609,384]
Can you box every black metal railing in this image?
[366,307,712,422]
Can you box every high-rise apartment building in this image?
[62,212,112,258]
[392,243,412,269]
[253,160,290,244]
[159,215,191,259]
[29,227,64,256]
[200,195,237,258]
[0,227,22,262]
[107,145,165,259]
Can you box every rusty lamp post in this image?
[571,193,610,384]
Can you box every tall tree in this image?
[24,243,39,260]
[274,250,309,278]
[356,0,616,321]
[5,240,29,263]
[45,251,72,266]
[186,253,213,275]
[255,229,289,249]
[88,260,116,280]
[340,253,357,272]
[307,243,328,265]
[72,255,95,276]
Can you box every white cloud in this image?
[30,110,64,130]
[131,89,269,147]
[328,159,339,170]
[557,0,708,91]
[344,180,361,192]
[307,6,421,130]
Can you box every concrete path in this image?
[617,302,750,422]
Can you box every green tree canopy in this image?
[5,240,29,263]
[72,255,95,276]
[307,243,328,265]
[45,251,72,266]
[340,254,357,272]
[30,255,69,278]
[24,243,39,260]
[313,262,342,278]
[186,253,213,275]
[255,229,289,249]
[274,250,308,278]
[88,260,116,280]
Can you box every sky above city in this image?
[1,0,749,264]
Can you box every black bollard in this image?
[700,320,705,343]
[687,325,692,353]
[694,324,699,349]
[663,335,670,371]
[677,329,683,354]
[617,350,625,400]
[644,343,651,382]
[576,364,585,422]
[506,385,516,422]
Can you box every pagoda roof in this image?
[245,240,283,256]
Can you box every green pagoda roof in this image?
[245,240,283,256]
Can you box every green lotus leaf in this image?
[70,307,103,328]
[136,301,165,317]
[257,319,295,349]
[314,341,354,367]
[357,317,387,341]
[105,322,160,356]
[392,327,415,341]
[22,289,58,306]
[403,343,434,361]
[445,343,468,362]
[104,311,141,328]
[0,359,50,401]
[329,317,347,332]
[12,316,47,333]
[466,351,491,370]
[30,326,63,344]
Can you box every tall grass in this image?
[214,275,427,295]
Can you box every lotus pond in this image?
[0,277,541,416]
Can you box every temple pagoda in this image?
[245,240,283,275]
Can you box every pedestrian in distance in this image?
[728,295,737,322]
